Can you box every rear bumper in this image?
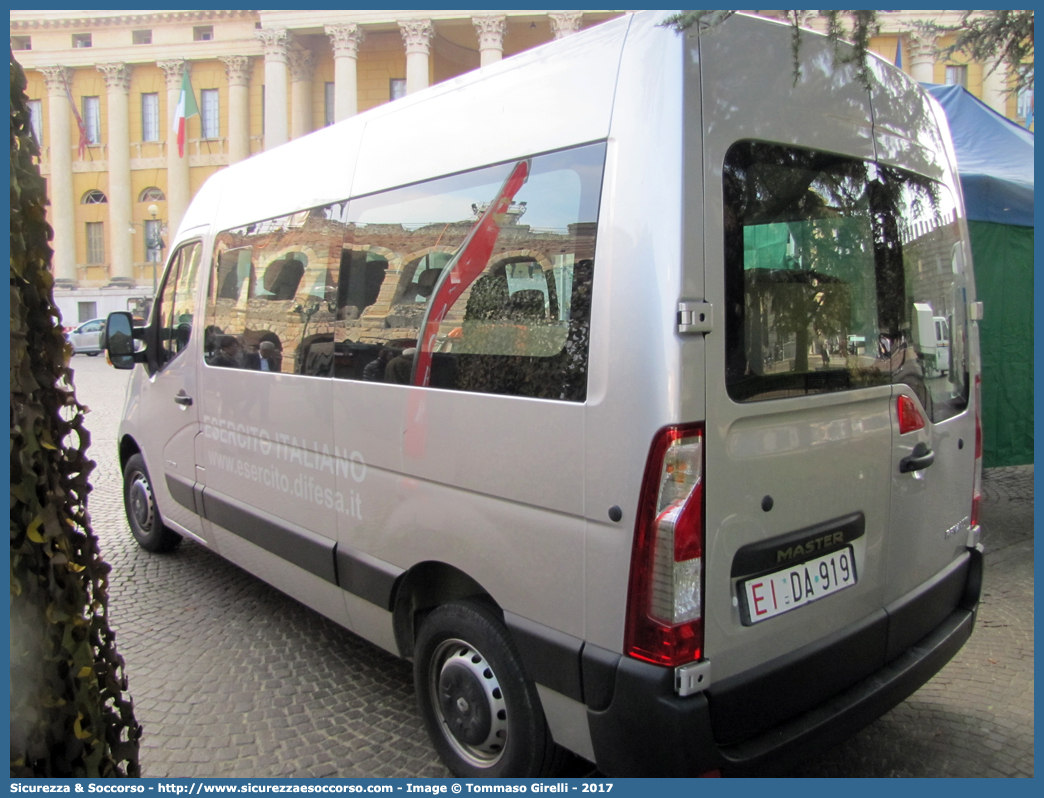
[584,545,982,777]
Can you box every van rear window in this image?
[723,141,969,422]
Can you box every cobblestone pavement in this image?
[68,355,1033,778]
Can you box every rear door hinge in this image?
[678,301,713,335]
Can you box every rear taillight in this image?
[625,424,704,667]
[971,375,982,529]
[897,394,926,434]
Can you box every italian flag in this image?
[172,70,199,157]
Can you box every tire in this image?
[86,351,100,357]
[414,600,564,778]
[122,453,182,552]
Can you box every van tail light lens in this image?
[625,424,704,667]
[897,394,926,434]
[971,375,982,529]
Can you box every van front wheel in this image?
[123,454,181,553]
[414,601,561,777]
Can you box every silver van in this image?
[104,11,984,777]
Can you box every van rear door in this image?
[702,141,896,695]
[694,18,977,746]
[868,98,978,612]
[694,18,895,704]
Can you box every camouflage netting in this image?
[10,51,142,778]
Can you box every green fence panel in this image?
[969,220,1034,467]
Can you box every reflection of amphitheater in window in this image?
[204,141,604,397]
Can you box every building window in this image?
[78,302,98,324]
[132,29,152,45]
[145,219,164,263]
[82,96,101,145]
[12,35,31,51]
[141,93,160,142]
[139,186,165,202]
[1017,71,1033,125]
[81,189,107,204]
[325,82,335,126]
[193,26,214,41]
[945,65,968,88]
[28,99,43,146]
[86,222,105,264]
[200,89,220,139]
[72,33,92,48]
[390,78,407,101]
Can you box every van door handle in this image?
[174,391,193,407]
[899,442,934,473]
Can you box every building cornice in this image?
[11,10,258,31]
[15,41,264,71]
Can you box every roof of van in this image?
[185,10,644,238]
[177,11,952,240]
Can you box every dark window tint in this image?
[877,165,969,422]
[205,206,349,376]
[154,242,202,369]
[724,141,968,421]
[334,142,604,400]
[203,143,605,399]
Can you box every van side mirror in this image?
[105,311,142,370]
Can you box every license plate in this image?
[741,545,857,624]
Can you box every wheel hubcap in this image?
[129,474,154,532]
[430,639,508,767]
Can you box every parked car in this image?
[67,318,106,355]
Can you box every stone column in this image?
[41,66,77,284]
[908,32,937,84]
[97,62,133,283]
[399,19,434,95]
[549,12,583,40]
[288,49,315,139]
[982,58,1008,115]
[326,23,363,121]
[220,56,252,164]
[473,15,506,67]
[158,59,192,238]
[257,28,290,150]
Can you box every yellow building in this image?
[10,9,1031,324]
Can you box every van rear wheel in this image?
[123,453,181,553]
[414,600,562,777]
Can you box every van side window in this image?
[723,141,968,420]
[204,205,349,376]
[335,142,604,400]
[154,241,202,370]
